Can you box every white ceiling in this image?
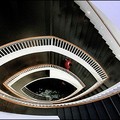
[91,1,120,31]
[75,1,120,61]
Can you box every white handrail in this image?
[4,64,85,103]
[0,82,119,108]
[0,36,108,81]
[0,36,111,108]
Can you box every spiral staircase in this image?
[0,1,120,119]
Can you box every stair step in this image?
[94,101,110,120]
[71,106,81,119]
[86,103,99,119]
[78,105,90,120]
[102,98,120,119]
[64,107,73,120]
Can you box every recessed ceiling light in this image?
[110,40,113,43]
[100,26,103,29]
[87,11,91,14]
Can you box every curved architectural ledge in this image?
[0,36,109,104]
[3,64,85,102]
[0,81,119,108]
[0,111,59,120]
[0,36,108,82]
[0,36,111,107]
[74,1,120,61]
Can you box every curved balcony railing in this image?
[0,36,108,81]
[0,82,119,108]
[0,36,114,108]
[4,64,85,103]
[4,64,84,89]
